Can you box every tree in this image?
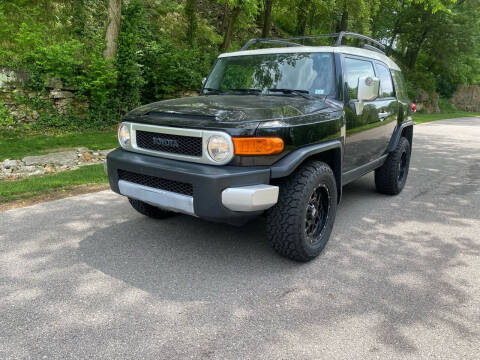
[103,0,122,59]
[261,0,274,37]
[220,1,243,51]
[219,0,260,51]
[335,1,348,32]
[185,0,198,46]
[295,0,309,35]
[1,0,480,131]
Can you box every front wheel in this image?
[266,161,337,262]
[375,136,411,195]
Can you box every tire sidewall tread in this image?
[375,137,411,195]
[266,160,338,262]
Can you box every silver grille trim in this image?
[120,122,234,166]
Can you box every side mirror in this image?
[354,76,380,115]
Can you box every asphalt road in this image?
[1,117,479,359]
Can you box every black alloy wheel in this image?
[305,184,331,243]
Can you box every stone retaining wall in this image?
[0,68,88,127]
[1,148,114,180]
[415,89,440,114]
[452,85,480,112]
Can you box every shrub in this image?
[142,40,213,102]
[116,0,147,114]
[0,101,14,127]
[23,39,85,90]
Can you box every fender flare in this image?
[270,139,343,201]
[387,120,414,152]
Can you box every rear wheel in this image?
[375,136,411,195]
[266,161,337,262]
[128,198,175,219]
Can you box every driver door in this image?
[342,56,381,172]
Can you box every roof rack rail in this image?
[240,32,386,54]
[362,44,385,54]
[240,38,303,50]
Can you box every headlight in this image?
[207,135,232,162]
[118,123,131,148]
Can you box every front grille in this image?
[118,170,193,196]
[136,130,202,156]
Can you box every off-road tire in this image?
[375,137,411,195]
[266,161,337,262]
[128,198,175,219]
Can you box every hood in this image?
[124,95,331,129]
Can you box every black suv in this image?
[106,32,414,262]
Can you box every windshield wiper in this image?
[268,88,313,100]
[203,87,224,94]
[226,88,262,95]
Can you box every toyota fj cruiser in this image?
[106,32,414,262]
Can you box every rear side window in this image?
[391,70,409,101]
[344,58,375,99]
[376,62,394,98]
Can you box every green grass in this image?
[413,111,480,124]
[0,164,107,203]
[0,131,117,161]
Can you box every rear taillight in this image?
[411,103,417,113]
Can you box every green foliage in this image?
[185,0,198,45]
[116,0,147,113]
[23,38,85,90]
[0,101,14,127]
[437,97,457,113]
[142,40,214,101]
[373,0,480,99]
[77,49,119,128]
[116,0,216,105]
[0,0,479,133]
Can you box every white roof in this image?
[218,46,401,71]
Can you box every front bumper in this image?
[106,148,278,225]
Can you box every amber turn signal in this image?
[233,137,284,155]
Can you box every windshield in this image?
[203,52,335,97]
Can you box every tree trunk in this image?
[385,0,405,56]
[221,5,242,51]
[103,0,122,59]
[261,0,274,38]
[307,5,317,35]
[185,0,198,46]
[336,7,348,32]
[406,10,431,69]
[296,0,308,35]
[407,30,428,70]
[221,1,230,33]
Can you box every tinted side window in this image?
[391,70,408,101]
[376,63,394,98]
[344,58,375,99]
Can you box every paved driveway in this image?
[1,118,479,359]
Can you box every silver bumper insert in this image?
[222,185,279,212]
[118,180,195,216]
